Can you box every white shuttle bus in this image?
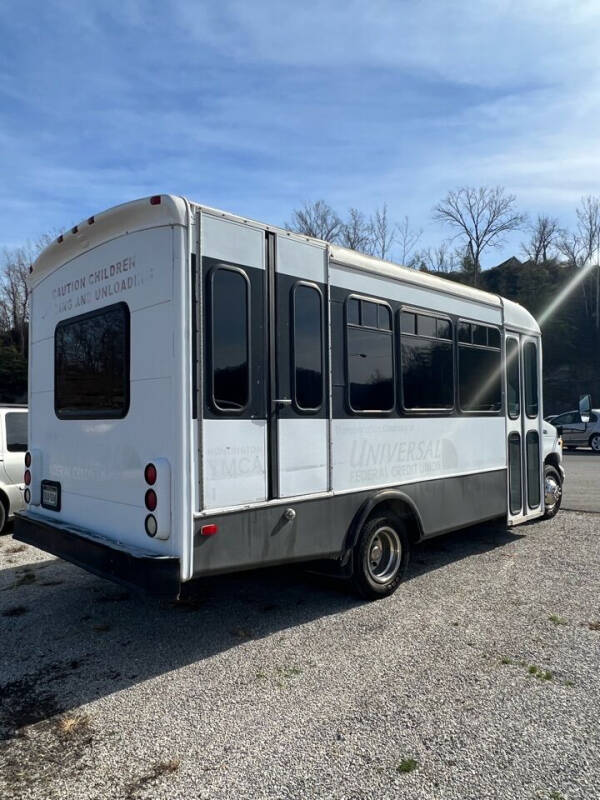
[15,195,563,599]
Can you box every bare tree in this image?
[418,241,457,273]
[0,245,35,355]
[339,208,373,254]
[521,215,560,263]
[575,195,600,330]
[287,200,342,242]
[433,186,526,286]
[395,215,422,267]
[369,204,394,260]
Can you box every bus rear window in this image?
[55,302,130,419]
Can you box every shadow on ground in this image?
[0,518,523,739]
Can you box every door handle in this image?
[275,398,292,406]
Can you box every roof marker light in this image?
[72,225,78,234]
[57,234,63,243]
[201,523,218,537]
[88,216,95,225]
[150,195,161,205]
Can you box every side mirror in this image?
[579,394,592,424]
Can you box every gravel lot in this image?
[1,511,599,800]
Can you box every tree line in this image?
[1,187,599,409]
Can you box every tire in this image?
[543,465,562,519]
[589,433,600,452]
[0,499,6,535]
[350,514,410,600]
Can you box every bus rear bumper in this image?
[13,513,180,598]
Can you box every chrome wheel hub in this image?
[544,476,561,510]
[366,526,402,584]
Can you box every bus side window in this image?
[292,283,323,412]
[458,322,502,413]
[346,296,394,413]
[210,267,250,413]
[524,341,539,418]
[400,311,454,411]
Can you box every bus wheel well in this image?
[342,492,423,570]
[544,453,562,479]
[367,500,422,545]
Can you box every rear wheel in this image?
[351,514,410,600]
[543,465,562,519]
[589,433,600,452]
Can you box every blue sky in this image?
[1,0,600,266]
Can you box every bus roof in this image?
[32,194,540,334]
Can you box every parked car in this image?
[0,405,28,533]
[546,408,600,451]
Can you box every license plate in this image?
[41,481,61,511]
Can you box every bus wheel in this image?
[543,465,562,519]
[351,515,409,600]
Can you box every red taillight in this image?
[25,451,31,468]
[24,470,31,486]
[144,463,157,485]
[150,195,161,205]
[145,489,157,511]
[201,523,218,537]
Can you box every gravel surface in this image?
[562,451,600,513]
[1,511,599,800]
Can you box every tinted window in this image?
[417,314,436,338]
[400,311,416,334]
[5,412,28,452]
[524,341,538,418]
[401,338,454,409]
[293,284,323,411]
[506,338,520,419]
[508,432,522,514]
[436,318,452,340]
[346,297,394,412]
[211,268,249,412]
[347,298,360,325]
[55,303,129,419]
[458,322,471,343]
[347,327,394,411]
[361,301,378,328]
[488,328,501,349]
[473,325,487,346]
[526,430,540,508]
[459,346,501,411]
[554,411,578,425]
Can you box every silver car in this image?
[0,405,28,533]
[548,408,600,452]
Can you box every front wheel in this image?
[543,465,562,519]
[351,515,410,600]
[0,501,6,535]
[589,433,600,452]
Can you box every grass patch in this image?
[549,792,565,800]
[57,713,90,736]
[500,656,512,665]
[586,621,600,631]
[396,758,418,773]
[6,544,26,554]
[548,614,567,625]
[277,666,302,679]
[2,605,29,617]
[527,665,553,681]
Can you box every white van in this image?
[15,195,560,599]
[0,405,28,532]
